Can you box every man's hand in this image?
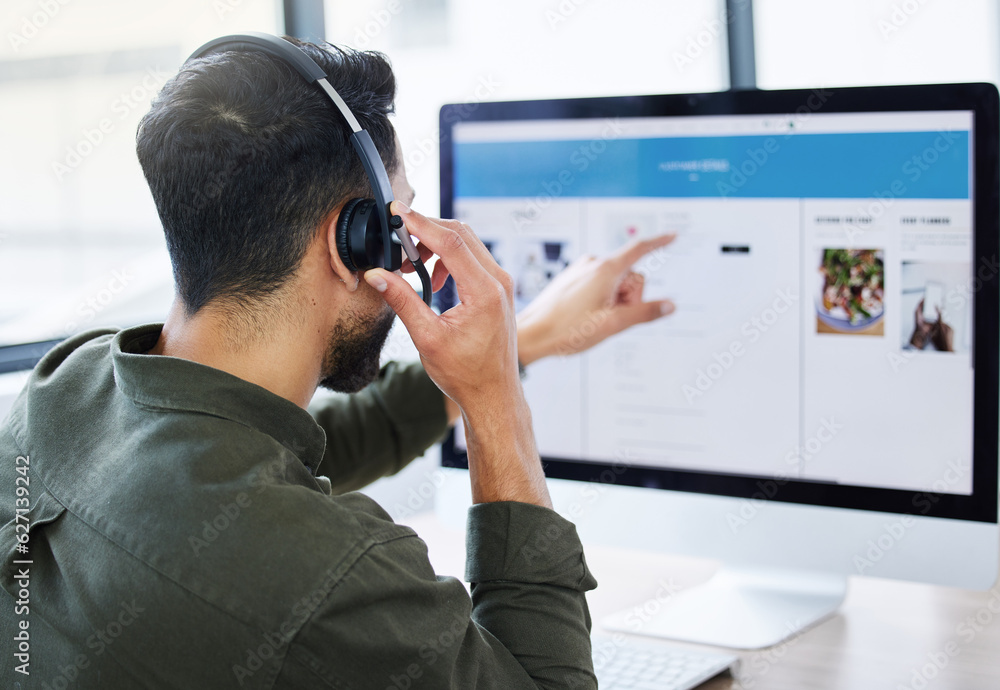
[930,308,955,352]
[515,235,677,366]
[365,205,517,414]
[364,203,550,508]
[910,299,933,349]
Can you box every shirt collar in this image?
[111,323,327,474]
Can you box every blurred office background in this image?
[1,0,998,506]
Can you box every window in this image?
[755,0,1000,89]
[0,0,280,348]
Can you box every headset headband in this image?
[186,32,430,303]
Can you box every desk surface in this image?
[402,512,1000,690]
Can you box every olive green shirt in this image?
[0,324,597,689]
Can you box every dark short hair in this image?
[136,38,398,315]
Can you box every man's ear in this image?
[323,207,359,292]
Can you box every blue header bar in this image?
[454,131,970,199]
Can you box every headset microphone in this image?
[187,32,433,306]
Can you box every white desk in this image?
[402,512,1000,690]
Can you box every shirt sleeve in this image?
[274,501,598,689]
[308,360,450,494]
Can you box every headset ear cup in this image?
[360,203,388,269]
[336,198,386,272]
[335,198,365,271]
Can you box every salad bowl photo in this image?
[816,248,885,333]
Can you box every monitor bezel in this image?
[438,82,999,524]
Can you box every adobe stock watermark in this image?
[878,0,930,40]
[553,244,673,356]
[852,519,918,577]
[623,578,683,630]
[887,253,999,373]
[544,0,591,30]
[853,459,968,575]
[896,586,1000,689]
[52,66,171,180]
[844,129,963,246]
[39,599,145,689]
[682,287,798,404]
[672,0,750,73]
[188,493,252,556]
[387,468,446,521]
[31,267,136,345]
[633,241,673,279]
[12,455,31,678]
[561,447,636,522]
[405,74,502,174]
[384,612,468,690]
[187,457,303,558]
[214,0,249,21]
[556,308,610,357]
[717,88,833,197]
[513,118,625,232]
[351,0,404,48]
[7,0,72,53]
[37,268,136,343]
[232,563,342,685]
[732,619,806,689]
[727,418,843,534]
[517,449,636,568]
[589,633,628,680]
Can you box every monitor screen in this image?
[439,84,999,525]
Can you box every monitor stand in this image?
[601,566,848,649]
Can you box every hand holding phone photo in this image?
[923,280,944,323]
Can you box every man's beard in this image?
[318,304,396,393]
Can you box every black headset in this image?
[187,32,432,306]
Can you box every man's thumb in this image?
[364,268,434,332]
[612,299,675,330]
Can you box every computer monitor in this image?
[436,83,1000,649]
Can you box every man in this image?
[0,39,674,688]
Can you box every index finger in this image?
[429,217,506,285]
[392,202,492,296]
[609,234,677,272]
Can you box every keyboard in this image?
[592,634,738,690]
